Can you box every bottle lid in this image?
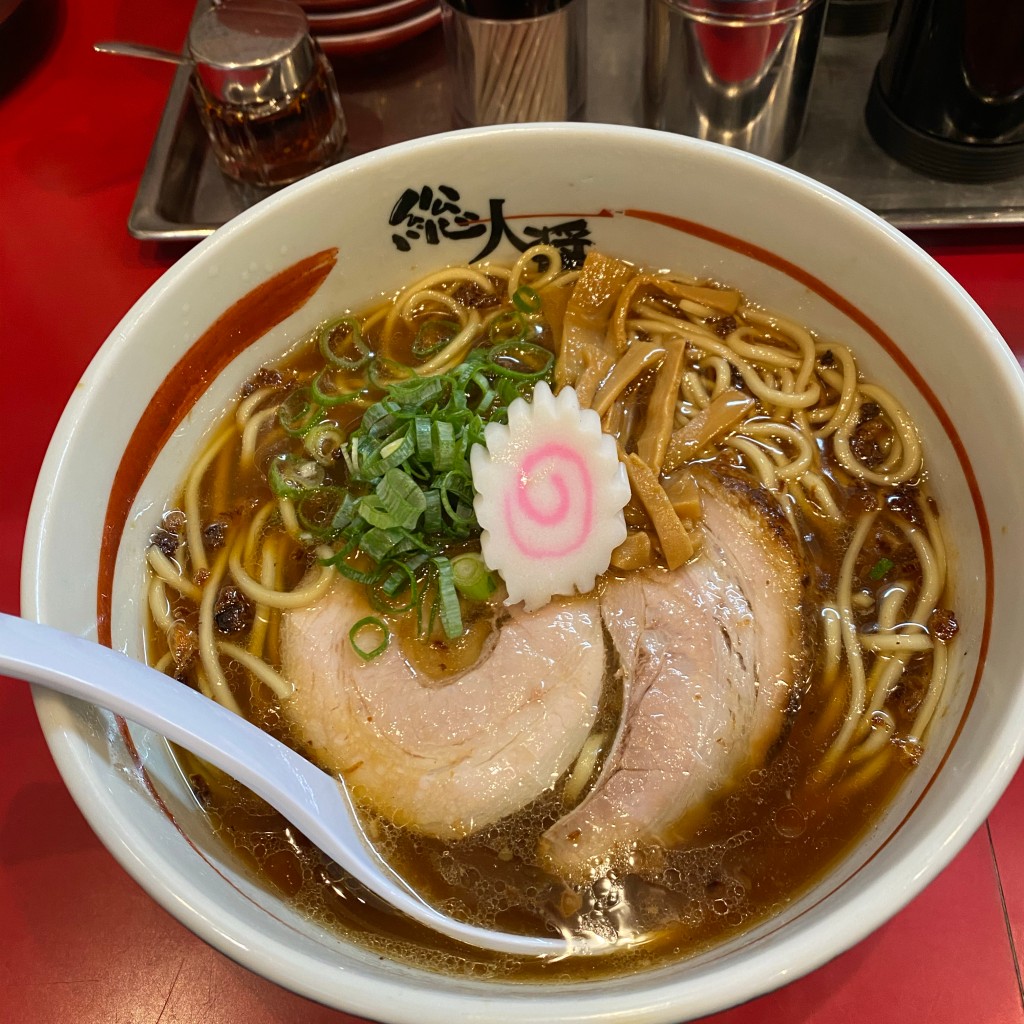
[866,71,1024,183]
[188,0,317,107]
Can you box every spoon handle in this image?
[93,41,191,65]
[0,615,416,908]
[0,613,569,957]
[0,613,347,826]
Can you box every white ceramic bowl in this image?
[22,124,1024,1023]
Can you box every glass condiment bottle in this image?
[188,0,346,188]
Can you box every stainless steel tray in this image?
[127,1,1024,241]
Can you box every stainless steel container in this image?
[644,0,827,163]
[439,0,587,127]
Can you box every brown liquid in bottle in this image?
[194,52,346,188]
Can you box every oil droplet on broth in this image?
[774,804,807,838]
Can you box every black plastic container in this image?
[865,0,1024,181]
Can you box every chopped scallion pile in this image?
[271,332,554,656]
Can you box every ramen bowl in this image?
[22,123,1024,1022]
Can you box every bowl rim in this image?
[21,121,1024,1022]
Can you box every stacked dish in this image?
[299,0,441,56]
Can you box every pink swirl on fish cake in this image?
[503,442,594,560]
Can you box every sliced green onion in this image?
[361,398,400,436]
[869,557,895,581]
[422,489,444,533]
[358,495,395,530]
[360,525,407,563]
[413,319,460,359]
[349,616,389,660]
[431,419,457,470]
[369,356,413,390]
[390,375,447,409]
[278,387,325,437]
[296,486,347,540]
[281,296,558,657]
[437,470,476,528]
[468,370,496,416]
[312,366,365,407]
[267,454,324,499]
[331,491,360,533]
[382,552,429,594]
[512,285,542,314]
[432,556,462,639]
[343,433,375,477]
[368,559,420,615]
[451,552,497,602]
[489,340,554,381]
[329,552,378,586]
[377,430,417,472]
[318,317,370,371]
[318,532,357,566]
[376,467,427,530]
[303,422,345,465]
[488,310,527,345]
[413,415,433,460]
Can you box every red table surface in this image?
[3,2,1024,1022]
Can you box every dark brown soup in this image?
[144,246,956,979]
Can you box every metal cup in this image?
[188,0,318,106]
[439,0,587,127]
[643,0,828,163]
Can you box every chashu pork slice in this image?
[279,578,606,839]
[541,473,807,874]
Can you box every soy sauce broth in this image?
[145,259,951,980]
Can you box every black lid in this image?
[865,71,1024,184]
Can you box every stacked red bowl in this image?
[299,0,441,56]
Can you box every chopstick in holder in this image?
[527,16,567,121]
[478,20,514,117]
[448,0,580,124]
[496,20,543,120]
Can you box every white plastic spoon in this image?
[0,613,572,958]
